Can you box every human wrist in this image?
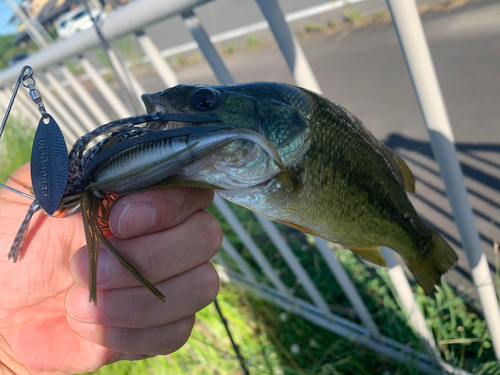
[0,335,30,375]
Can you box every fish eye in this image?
[190,88,219,111]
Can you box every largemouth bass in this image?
[142,82,458,294]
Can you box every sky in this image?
[0,2,19,36]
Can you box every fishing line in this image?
[214,298,250,375]
[81,0,140,114]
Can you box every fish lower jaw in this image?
[219,156,303,197]
[218,175,280,200]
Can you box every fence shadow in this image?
[384,133,500,291]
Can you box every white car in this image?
[55,6,106,39]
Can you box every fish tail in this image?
[407,230,458,294]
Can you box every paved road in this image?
[140,0,500,297]
[142,0,331,53]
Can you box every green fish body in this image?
[142,82,458,293]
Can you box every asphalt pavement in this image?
[136,0,500,299]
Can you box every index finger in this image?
[108,187,214,239]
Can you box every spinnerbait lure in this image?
[0,66,286,303]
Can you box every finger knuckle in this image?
[166,315,196,354]
[197,212,223,257]
[197,188,215,209]
[198,262,220,304]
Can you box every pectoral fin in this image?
[348,247,387,267]
[276,167,303,194]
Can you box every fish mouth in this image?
[142,92,310,192]
[216,174,281,200]
[156,102,186,129]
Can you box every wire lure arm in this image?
[0,66,37,199]
[0,66,35,138]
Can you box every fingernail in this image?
[66,285,100,322]
[118,203,157,238]
[72,247,111,286]
[67,314,97,339]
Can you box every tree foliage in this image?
[0,34,38,70]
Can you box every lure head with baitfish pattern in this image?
[6,110,268,304]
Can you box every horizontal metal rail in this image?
[225,269,467,375]
[0,0,214,84]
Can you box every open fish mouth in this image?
[141,92,311,192]
[141,93,214,130]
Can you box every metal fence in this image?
[0,0,498,373]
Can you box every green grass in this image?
[343,8,366,25]
[245,36,260,52]
[87,285,283,375]
[225,43,236,54]
[304,24,325,34]
[85,255,498,375]
[0,115,35,182]
[207,204,498,374]
[85,203,498,375]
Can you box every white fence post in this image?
[214,195,291,295]
[182,10,234,85]
[136,30,179,88]
[385,0,500,361]
[107,48,146,102]
[315,238,381,340]
[255,0,322,94]
[45,71,96,133]
[59,64,111,125]
[254,214,332,316]
[221,236,258,284]
[79,56,132,118]
[0,88,38,126]
[33,79,81,142]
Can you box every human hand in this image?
[0,163,222,374]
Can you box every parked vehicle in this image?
[55,6,106,39]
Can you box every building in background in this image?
[12,0,104,44]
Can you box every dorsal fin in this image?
[389,150,415,193]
